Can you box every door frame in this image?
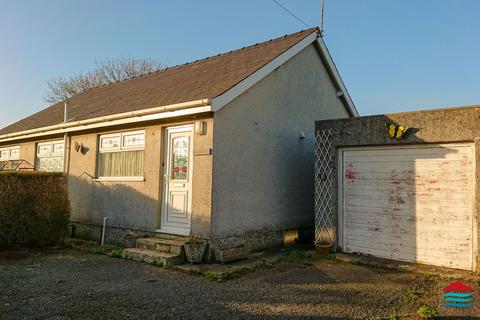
[158,124,194,236]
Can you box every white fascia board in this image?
[0,105,212,143]
[211,31,319,111]
[314,38,359,117]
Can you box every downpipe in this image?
[101,217,109,246]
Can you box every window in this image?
[0,146,20,170]
[0,146,19,161]
[36,140,64,172]
[98,130,145,178]
[171,136,189,180]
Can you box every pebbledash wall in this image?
[314,105,480,267]
[69,115,214,246]
[210,43,351,250]
[0,114,214,247]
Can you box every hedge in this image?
[0,172,70,248]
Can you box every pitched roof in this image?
[0,28,318,136]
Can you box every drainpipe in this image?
[63,101,69,174]
[101,217,109,246]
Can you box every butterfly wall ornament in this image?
[385,123,408,139]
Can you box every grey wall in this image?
[315,106,480,147]
[211,43,351,237]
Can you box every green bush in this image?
[0,172,70,248]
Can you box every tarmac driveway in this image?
[0,249,478,320]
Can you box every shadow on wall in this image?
[336,115,474,270]
[68,175,158,234]
[67,175,212,245]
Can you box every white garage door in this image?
[340,144,475,270]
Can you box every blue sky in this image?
[0,0,479,128]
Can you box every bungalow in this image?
[0,28,357,262]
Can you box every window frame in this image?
[35,140,65,172]
[0,146,20,161]
[97,130,145,180]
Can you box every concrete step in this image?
[155,233,189,241]
[122,248,182,267]
[136,237,186,254]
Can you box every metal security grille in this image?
[314,129,336,246]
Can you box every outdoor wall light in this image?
[195,121,207,135]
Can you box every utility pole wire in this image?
[272,0,310,29]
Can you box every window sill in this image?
[94,177,145,182]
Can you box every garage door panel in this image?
[345,238,471,258]
[345,188,472,200]
[342,144,474,270]
[345,196,470,211]
[345,212,472,228]
[344,173,472,184]
[344,206,470,217]
[345,234,471,250]
[344,178,471,190]
[344,155,471,165]
[344,243,470,269]
[344,222,472,241]
[344,146,472,157]
[345,240,472,260]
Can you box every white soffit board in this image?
[211,31,319,112]
[340,144,475,270]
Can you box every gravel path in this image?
[0,249,478,319]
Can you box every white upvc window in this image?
[36,140,65,172]
[98,130,145,179]
[0,146,20,161]
[0,146,20,170]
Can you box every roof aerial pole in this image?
[320,0,325,37]
[63,101,69,174]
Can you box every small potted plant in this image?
[314,241,332,254]
[184,236,207,263]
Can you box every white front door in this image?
[160,125,194,236]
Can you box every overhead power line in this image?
[272,0,310,29]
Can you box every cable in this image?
[272,0,310,28]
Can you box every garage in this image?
[339,144,475,270]
[314,106,480,271]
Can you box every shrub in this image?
[110,248,123,258]
[202,271,227,282]
[0,172,70,248]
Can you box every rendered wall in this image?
[68,117,214,239]
[211,43,351,243]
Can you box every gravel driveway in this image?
[0,249,478,320]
